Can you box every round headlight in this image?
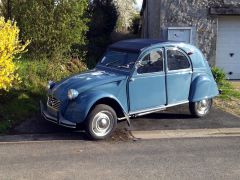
[68,89,79,100]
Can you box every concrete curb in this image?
[132,128,240,140]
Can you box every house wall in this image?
[141,0,240,65]
[223,0,240,5]
[141,0,161,38]
[141,2,148,38]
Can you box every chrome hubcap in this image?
[196,99,211,115]
[99,118,108,128]
[92,111,113,137]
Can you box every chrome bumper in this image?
[40,101,76,128]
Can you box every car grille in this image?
[47,96,61,111]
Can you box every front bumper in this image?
[40,101,76,128]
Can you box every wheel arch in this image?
[189,74,219,102]
[64,91,128,124]
[89,97,126,120]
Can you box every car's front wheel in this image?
[189,98,213,118]
[85,104,117,140]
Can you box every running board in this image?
[132,107,166,117]
[129,101,189,117]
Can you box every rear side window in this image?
[167,49,190,71]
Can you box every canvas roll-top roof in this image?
[109,39,170,52]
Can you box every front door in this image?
[128,48,166,112]
[166,47,192,104]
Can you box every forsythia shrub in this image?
[0,17,30,90]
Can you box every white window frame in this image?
[167,27,194,44]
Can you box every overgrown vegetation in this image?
[0,0,138,133]
[212,67,240,100]
[0,0,89,133]
[0,0,121,133]
[114,0,137,32]
[212,67,240,117]
[0,57,88,133]
[87,0,118,67]
[11,0,89,59]
[129,14,141,35]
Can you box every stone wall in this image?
[159,0,222,65]
[224,0,240,6]
[142,0,240,65]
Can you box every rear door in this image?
[166,47,192,104]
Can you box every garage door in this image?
[216,16,240,79]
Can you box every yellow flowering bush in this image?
[0,17,30,90]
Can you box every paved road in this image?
[12,105,240,135]
[1,104,239,179]
[0,137,240,180]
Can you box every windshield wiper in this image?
[105,60,121,67]
[117,62,135,69]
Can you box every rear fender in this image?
[189,74,219,102]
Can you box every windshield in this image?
[99,50,139,70]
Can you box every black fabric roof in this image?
[109,39,169,52]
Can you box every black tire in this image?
[189,98,213,118]
[85,104,117,140]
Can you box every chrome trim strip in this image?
[166,101,189,108]
[134,108,166,117]
[118,117,127,121]
[47,96,61,111]
[129,101,189,116]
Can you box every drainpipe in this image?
[146,0,149,38]
[159,0,162,39]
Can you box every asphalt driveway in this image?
[130,104,240,131]
[5,104,239,141]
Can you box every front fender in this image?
[64,90,127,124]
[189,74,219,102]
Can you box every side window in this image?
[167,49,190,71]
[137,50,164,74]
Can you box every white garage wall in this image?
[216,16,240,79]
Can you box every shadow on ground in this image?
[130,105,240,131]
[1,104,239,142]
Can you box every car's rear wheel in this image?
[189,98,213,118]
[85,104,117,140]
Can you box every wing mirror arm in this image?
[136,61,144,68]
[135,61,140,68]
